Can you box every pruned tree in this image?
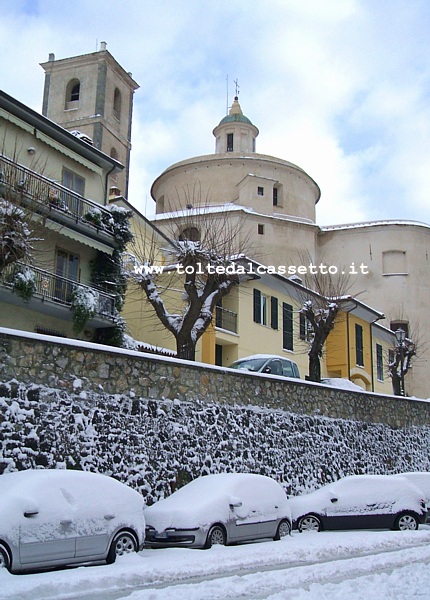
[300,299,340,382]
[386,316,425,397]
[389,334,416,396]
[297,255,355,382]
[127,200,252,361]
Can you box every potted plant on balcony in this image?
[12,265,37,303]
[70,284,99,333]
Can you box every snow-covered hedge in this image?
[0,380,429,504]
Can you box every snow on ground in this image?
[2,527,430,600]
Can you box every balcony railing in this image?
[1,263,116,319]
[0,154,116,241]
[215,305,237,334]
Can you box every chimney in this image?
[100,41,107,51]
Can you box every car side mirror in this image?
[262,366,271,373]
[330,497,338,503]
[24,509,39,518]
[229,501,243,509]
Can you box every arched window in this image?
[179,227,200,242]
[113,88,121,120]
[65,79,80,109]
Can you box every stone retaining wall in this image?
[0,328,429,502]
[0,329,429,429]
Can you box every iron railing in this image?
[0,154,115,238]
[1,263,116,318]
[215,305,237,334]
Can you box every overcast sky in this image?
[2,0,430,225]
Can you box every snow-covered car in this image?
[287,475,427,532]
[228,355,300,378]
[145,473,292,549]
[0,469,146,573]
[393,472,430,522]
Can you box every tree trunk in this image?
[308,351,321,382]
[176,336,196,361]
[391,373,402,396]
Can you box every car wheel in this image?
[395,512,419,531]
[298,515,321,532]
[274,519,291,540]
[205,525,226,549]
[0,544,11,571]
[107,530,138,563]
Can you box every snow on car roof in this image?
[232,355,290,362]
[0,469,145,531]
[145,473,290,531]
[287,474,425,520]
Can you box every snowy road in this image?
[3,528,430,600]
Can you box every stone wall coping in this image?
[1,327,429,407]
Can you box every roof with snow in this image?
[0,90,124,173]
[321,219,430,232]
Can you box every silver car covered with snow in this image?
[145,473,292,549]
[0,469,146,573]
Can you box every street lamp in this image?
[395,328,406,396]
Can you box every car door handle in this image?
[104,514,115,520]
[60,519,72,526]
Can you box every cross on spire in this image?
[234,78,240,97]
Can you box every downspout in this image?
[370,314,385,392]
[346,310,350,380]
[105,163,116,205]
[370,324,374,391]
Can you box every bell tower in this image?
[40,42,139,200]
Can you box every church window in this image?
[258,224,264,235]
[65,79,80,109]
[113,88,122,120]
[227,133,234,152]
[179,227,200,242]
[258,186,264,196]
[382,250,407,275]
[273,187,278,206]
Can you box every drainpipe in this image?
[105,163,116,205]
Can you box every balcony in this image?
[0,154,118,248]
[0,263,116,327]
[215,306,238,334]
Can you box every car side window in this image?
[281,360,294,377]
[267,360,283,375]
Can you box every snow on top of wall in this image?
[321,219,430,232]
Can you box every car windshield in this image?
[230,358,268,372]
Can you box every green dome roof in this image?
[218,113,253,126]
[217,96,254,127]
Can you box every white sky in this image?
[1,0,430,225]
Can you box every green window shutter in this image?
[355,324,364,366]
[253,289,261,324]
[271,296,278,330]
[282,303,294,351]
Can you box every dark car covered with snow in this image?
[287,475,427,532]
